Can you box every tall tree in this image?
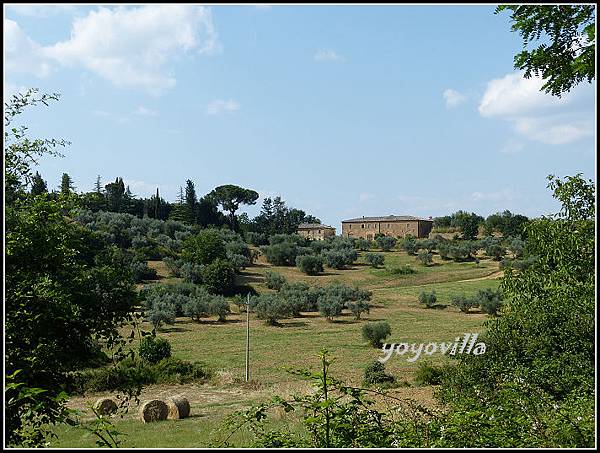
[184,179,198,224]
[208,184,259,231]
[105,177,125,212]
[94,175,103,195]
[60,173,75,196]
[30,171,48,196]
[496,5,595,97]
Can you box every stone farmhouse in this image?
[297,223,336,241]
[341,215,433,240]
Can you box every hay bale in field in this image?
[94,398,117,416]
[166,397,191,419]
[139,399,168,423]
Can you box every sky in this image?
[4,4,596,231]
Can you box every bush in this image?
[228,253,251,272]
[245,231,269,246]
[322,248,357,269]
[475,288,503,316]
[279,282,311,315]
[265,271,287,290]
[182,290,211,322]
[414,362,444,386]
[451,294,477,313]
[209,295,231,322]
[375,235,397,251]
[130,260,158,283]
[364,361,395,385]
[355,238,371,251]
[317,294,345,321]
[417,251,433,266]
[182,229,227,265]
[139,336,172,364]
[253,294,292,325]
[147,301,176,330]
[296,255,324,275]
[163,256,183,277]
[181,262,204,284]
[418,290,437,308]
[364,252,385,268]
[262,241,299,266]
[202,258,236,294]
[387,264,416,275]
[362,321,391,348]
[346,300,370,320]
[400,235,418,255]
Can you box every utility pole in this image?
[245,293,250,382]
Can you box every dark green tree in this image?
[30,171,48,196]
[496,5,595,97]
[60,173,75,196]
[208,184,259,231]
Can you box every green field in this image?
[52,249,501,447]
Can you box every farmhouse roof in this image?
[298,223,335,229]
[341,215,433,223]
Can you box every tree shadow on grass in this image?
[157,326,190,333]
[276,321,308,328]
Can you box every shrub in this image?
[476,288,503,316]
[418,290,437,308]
[355,238,371,251]
[417,251,433,266]
[245,231,269,246]
[414,362,444,386]
[296,255,324,275]
[181,262,204,284]
[364,252,385,268]
[182,229,227,265]
[322,248,357,269]
[262,241,299,266]
[346,300,370,320]
[163,256,183,277]
[201,258,236,294]
[364,361,395,385]
[362,321,391,348]
[317,294,345,321]
[139,336,172,364]
[253,294,292,325]
[387,264,416,275]
[375,235,397,251]
[209,295,231,322]
[182,290,211,322]
[229,253,251,272]
[147,301,176,330]
[265,271,287,290]
[279,282,311,315]
[400,235,418,255]
[130,260,158,283]
[451,294,477,313]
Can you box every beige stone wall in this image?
[298,228,335,241]
[342,220,432,239]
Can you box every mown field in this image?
[52,248,501,447]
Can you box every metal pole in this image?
[245,292,250,382]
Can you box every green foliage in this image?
[362,321,391,348]
[414,362,445,386]
[450,294,477,313]
[317,294,345,321]
[437,174,595,447]
[207,184,259,230]
[209,295,231,322]
[252,294,292,325]
[147,301,176,330]
[400,235,418,255]
[484,210,529,239]
[130,259,158,282]
[264,270,287,290]
[496,5,595,97]
[386,264,416,275]
[296,254,325,275]
[364,361,395,385]
[182,229,227,265]
[321,248,357,269]
[474,288,503,316]
[261,236,306,266]
[364,252,385,268]
[139,336,172,364]
[346,300,370,320]
[416,251,433,266]
[201,258,236,295]
[355,237,372,251]
[418,290,437,308]
[375,235,397,251]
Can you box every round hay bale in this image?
[94,398,117,416]
[166,397,191,419]
[139,399,168,423]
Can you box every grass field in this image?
[52,248,501,447]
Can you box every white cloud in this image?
[471,188,519,203]
[6,5,76,17]
[314,49,344,62]
[478,71,594,146]
[442,89,466,108]
[134,106,159,117]
[206,99,240,115]
[5,5,219,95]
[4,19,53,77]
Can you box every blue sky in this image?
[4,4,596,230]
